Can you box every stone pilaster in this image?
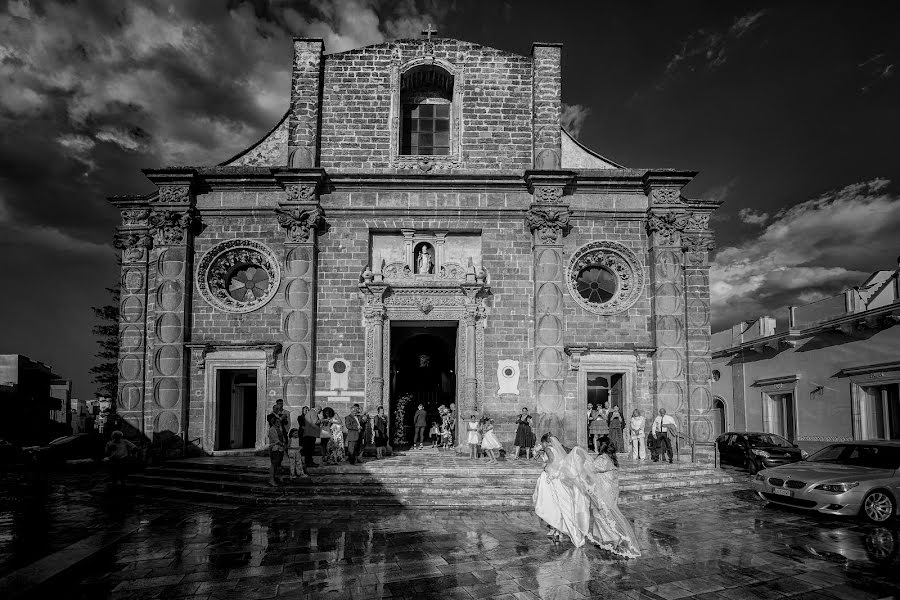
[288,38,324,169]
[531,43,562,169]
[111,200,152,440]
[359,276,388,411]
[143,168,199,456]
[525,171,574,440]
[682,216,716,441]
[646,187,690,433]
[275,170,326,413]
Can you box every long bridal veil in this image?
[534,436,641,558]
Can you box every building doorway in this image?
[861,383,900,440]
[390,321,457,447]
[711,397,727,438]
[586,372,625,450]
[215,369,258,450]
[765,392,795,442]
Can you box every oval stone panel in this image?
[536,282,562,313]
[284,279,311,310]
[691,385,714,412]
[657,348,684,379]
[283,311,310,342]
[536,314,563,346]
[156,280,183,311]
[283,377,309,405]
[155,313,182,344]
[155,346,182,377]
[283,343,309,376]
[687,297,710,327]
[285,247,312,278]
[155,411,180,435]
[536,380,564,413]
[535,249,561,281]
[690,417,713,442]
[690,357,712,384]
[157,248,185,278]
[119,384,142,411]
[655,250,681,280]
[154,378,181,409]
[654,282,683,314]
[122,269,144,293]
[536,347,563,379]
[120,295,144,323]
[658,381,685,412]
[656,315,683,347]
[120,325,143,351]
[119,356,142,381]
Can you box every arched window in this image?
[400,65,453,156]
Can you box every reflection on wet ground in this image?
[1,472,899,599]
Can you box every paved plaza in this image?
[1,468,899,600]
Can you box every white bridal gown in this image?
[532,437,641,558]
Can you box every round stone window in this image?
[567,241,645,315]
[333,361,347,374]
[575,266,617,304]
[197,240,281,313]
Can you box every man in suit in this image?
[651,408,678,464]
[345,404,362,465]
[413,404,427,450]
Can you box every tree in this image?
[90,283,120,399]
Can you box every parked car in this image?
[751,441,900,524]
[716,431,807,473]
[23,433,105,465]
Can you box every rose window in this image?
[567,241,645,315]
[197,240,281,313]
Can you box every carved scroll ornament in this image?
[526,206,571,245]
[275,206,325,243]
[149,208,200,245]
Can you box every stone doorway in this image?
[215,369,258,451]
[389,321,458,446]
[586,372,626,451]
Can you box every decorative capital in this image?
[684,212,711,232]
[526,206,571,245]
[533,186,564,203]
[285,184,317,203]
[682,234,716,254]
[187,344,210,374]
[275,205,325,243]
[649,187,683,206]
[158,184,192,204]
[363,304,386,323]
[646,211,688,246]
[264,345,282,369]
[566,346,587,371]
[149,207,200,246]
[120,208,150,226]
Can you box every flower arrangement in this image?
[393,393,413,446]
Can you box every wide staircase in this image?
[129,448,745,510]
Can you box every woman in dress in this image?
[322,408,345,464]
[512,407,536,460]
[532,433,641,557]
[589,403,609,452]
[479,417,501,463]
[466,414,481,459]
[373,406,388,459]
[607,405,624,453]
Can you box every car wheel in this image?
[861,490,896,524]
[745,457,759,475]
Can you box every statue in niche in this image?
[416,245,433,274]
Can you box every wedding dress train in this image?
[532,437,641,558]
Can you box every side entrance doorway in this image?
[215,369,258,451]
[389,321,458,447]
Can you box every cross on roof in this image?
[421,24,437,40]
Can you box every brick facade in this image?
[109,36,720,456]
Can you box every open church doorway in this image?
[389,321,458,448]
[586,372,625,451]
[215,369,258,451]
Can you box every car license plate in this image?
[771,488,792,497]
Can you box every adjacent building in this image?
[712,259,900,451]
[0,354,72,444]
[110,35,720,456]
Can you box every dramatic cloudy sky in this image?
[1,0,898,398]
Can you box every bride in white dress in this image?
[532,433,641,558]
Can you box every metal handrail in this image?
[672,430,720,467]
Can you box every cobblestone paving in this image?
[6,476,896,600]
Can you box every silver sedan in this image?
[750,441,900,524]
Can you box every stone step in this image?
[142,464,725,485]
[130,480,745,510]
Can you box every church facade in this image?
[110,36,720,455]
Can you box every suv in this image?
[716,431,807,474]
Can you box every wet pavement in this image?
[1,469,899,599]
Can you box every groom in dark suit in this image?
[345,404,362,465]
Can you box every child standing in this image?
[429,421,441,447]
[286,428,306,478]
[466,414,480,459]
[480,417,501,463]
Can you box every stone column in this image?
[525,171,574,441]
[532,43,563,169]
[463,308,478,413]
[682,219,716,441]
[275,171,326,412]
[288,38,324,169]
[111,202,152,440]
[144,169,199,457]
[364,304,386,409]
[646,187,690,432]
